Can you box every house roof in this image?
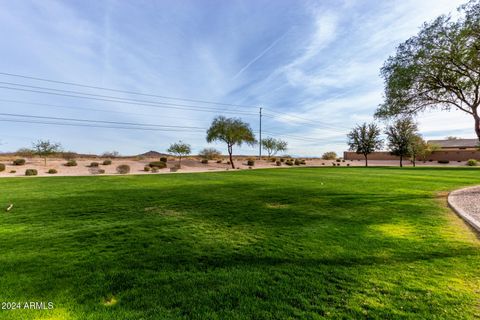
[427,139,479,148]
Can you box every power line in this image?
[0,85,259,116]
[0,118,205,133]
[0,112,206,130]
[0,71,258,109]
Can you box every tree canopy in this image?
[32,140,62,166]
[261,137,287,158]
[167,141,191,167]
[206,116,256,168]
[375,0,480,140]
[385,118,419,167]
[347,122,383,167]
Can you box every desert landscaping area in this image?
[1,155,478,178]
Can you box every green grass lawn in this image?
[0,167,480,319]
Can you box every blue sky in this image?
[0,0,473,156]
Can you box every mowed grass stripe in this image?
[0,167,479,319]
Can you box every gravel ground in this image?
[448,186,480,232]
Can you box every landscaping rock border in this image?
[448,186,480,233]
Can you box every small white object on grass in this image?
[6,204,13,212]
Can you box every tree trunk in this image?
[364,154,368,167]
[400,155,403,168]
[44,157,47,166]
[412,156,416,167]
[179,156,182,168]
[474,111,480,141]
[228,145,234,169]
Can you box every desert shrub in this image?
[332,163,336,166]
[25,169,38,176]
[88,167,105,175]
[160,157,168,163]
[89,162,99,167]
[116,165,130,174]
[467,159,478,166]
[336,158,341,162]
[0,164,5,172]
[347,164,350,167]
[144,166,151,172]
[9,170,16,173]
[201,159,208,164]
[280,158,285,162]
[294,159,301,165]
[47,169,57,174]
[342,159,345,162]
[65,160,77,167]
[300,159,306,165]
[285,160,293,166]
[322,152,337,160]
[270,158,277,162]
[149,161,167,169]
[247,160,255,166]
[216,160,222,163]
[199,148,222,160]
[438,160,450,164]
[13,159,26,166]
[102,160,112,165]
[276,161,281,166]
[322,163,325,165]
[151,167,159,173]
[16,148,34,157]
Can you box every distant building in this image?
[427,139,479,150]
[344,138,480,162]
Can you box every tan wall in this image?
[344,150,480,161]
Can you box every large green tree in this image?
[206,116,256,169]
[375,0,480,140]
[347,122,383,167]
[385,118,418,167]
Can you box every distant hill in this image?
[138,150,170,157]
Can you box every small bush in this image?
[342,159,345,162]
[13,159,26,166]
[322,163,325,165]
[89,162,99,167]
[47,169,57,174]
[332,163,336,166]
[347,163,350,166]
[198,148,221,160]
[151,167,159,173]
[201,159,208,164]
[247,160,255,166]
[294,159,301,165]
[300,160,306,165]
[270,158,277,162]
[88,167,105,175]
[65,159,77,167]
[438,160,450,164]
[116,165,130,174]
[216,160,222,164]
[9,170,16,173]
[25,169,38,176]
[276,161,281,166]
[98,169,105,174]
[285,160,293,166]
[336,158,341,162]
[280,158,285,162]
[467,159,478,166]
[102,160,112,165]
[144,166,151,172]
[322,152,337,160]
[160,157,168,162]
[0,164,5,172]
[149,161,167,169]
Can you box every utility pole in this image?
[259,107,262,160]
